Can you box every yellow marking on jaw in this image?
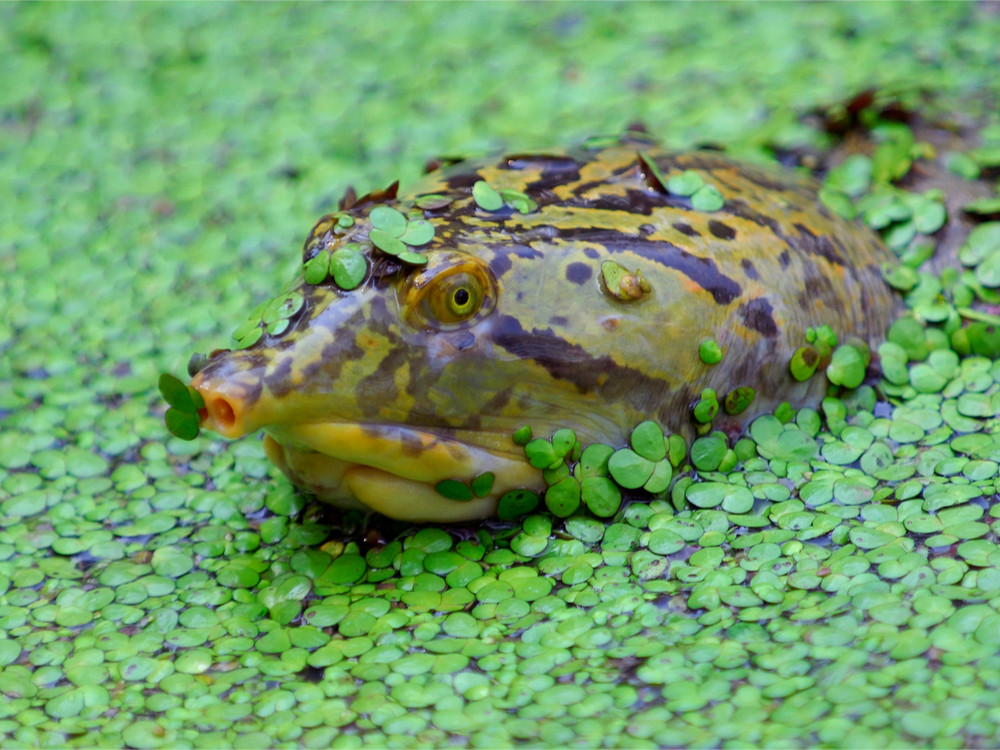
[345,468,499,522]
[268,423,474,482]
[264,422,542,520]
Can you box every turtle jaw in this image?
[261,423,541,522]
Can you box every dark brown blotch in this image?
[565,262,593,285]
[738,297,778,337]
[708,220,737,240]
[741,258,760,280]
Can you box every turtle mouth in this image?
[261,422,540,522]
[191,373,541,521]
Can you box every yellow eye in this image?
[400,255,496,329]
[435,274,482,322]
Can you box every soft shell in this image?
[188,139,899,521]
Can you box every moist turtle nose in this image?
[204,393,238,431]
[191,381,251,438]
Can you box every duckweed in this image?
[471,180,504,211]
[699,339,723,365]
[9,3,1000,749]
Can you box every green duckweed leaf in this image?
[630,421,666,462]
[435,479,473,502]
[964,197,1000,215]
[262,291,304,324]
[600,260,651,300]
[497,489,539,520]
[818,186,855,219]
[913,199,946,234]
[578,443,614,478]
[369,206,408,237]
[232,317,261,343]
[826,343,868,388]
[690,184,724,211]
[370,227,406,256]
[608,449,655,489]
[414,194,455,210]
[512,425,532,445]
[266,318,290,336]
[945,151,980,179]
[887,316,928,359]
[643,460,672,494]
[690,433,727,472]
[545,477,580,517]
[825,154,872,196]
[551,428,577,459]
[400,219,435,246]
[976,249,1000,287]
[499,188,538,214]
[303,252,330,284]
[396,250,429,265]
[158,373,201,413]
[724,387,755,415]
[580,477,621,517]
[525,439,560,470]
[699,339,723,364]
[330,247,367,290]
[470,472,495,498]
[164,408,199,440]
[959,222,1000,265]
[882,262,920,291]
[666,170,704,197]
[693,389,719,423]
[789,346,820,381]
[234,325,263,350]
[472,180,503,211]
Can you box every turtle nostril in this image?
[209,397,237,430]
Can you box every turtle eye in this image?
[434,273,482,323]
[400,255,496,329]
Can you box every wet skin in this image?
[191,141,898,521]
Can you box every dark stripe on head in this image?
[524,164,583,193]
[673,222,700,237]
[561,194,652,213]
[262,356,294,398]
[629,242,742,305]
[490,314,670,406]
[738,298,778,337]
[531,226,743,305]
[445,171,484,190]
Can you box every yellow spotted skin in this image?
[190,140,899,521]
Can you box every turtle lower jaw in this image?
[262,423,541,522]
